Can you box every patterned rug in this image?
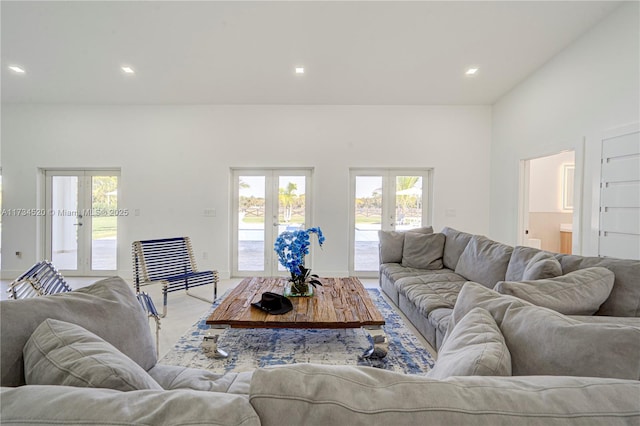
[160,288,435,375]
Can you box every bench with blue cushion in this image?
[132,237,218,317]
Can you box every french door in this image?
[350,169,432,276]
[45,170,120,276]
[232,168,313,277]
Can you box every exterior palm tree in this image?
[396,176,421,224]
[279,182,297,222]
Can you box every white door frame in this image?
[349,168,433,277]
[231,168,314,277]
[43,169,120,276]
[517,144,584,254]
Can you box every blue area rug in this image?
[160,288,434,375]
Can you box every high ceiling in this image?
[1,1,621,105]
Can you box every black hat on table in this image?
[251,292,293,315]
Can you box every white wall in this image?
[1,105,491,278]
[529,151,574,213]
[491,2,639,255]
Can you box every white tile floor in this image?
[1,276,436,360]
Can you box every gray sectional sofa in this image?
[2,274,640,425]
[380,226,640,351]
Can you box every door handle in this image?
[74,223,83,226]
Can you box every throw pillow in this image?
[454,235,513,288]
[401,232,445,270]
[378,226,434,264]
[379,231,405,264]
[23,318,162,391]
[500,305,640,380]
[427,307,511,379]
[1,276,157,387]
[445,281,532,344]
[521,251,562,280]
[505,246,547,281]
[494,267,614,315]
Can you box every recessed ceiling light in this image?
[466,68,479,75]
[295,67,305,74]
[121,66,135,74]
[8,65,25,74]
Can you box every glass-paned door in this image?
[45,170,120,275]
[350,169,431,276]
[232,169,312,277]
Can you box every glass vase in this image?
[284,281,314,297]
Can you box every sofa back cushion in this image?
[441,227,473,270]
[24,318,162,391]
[0,276,157,387]
[378,226,434,264]
[455,235,513,288]
[250,364,640,425]
[494,267,615,315]
[401,232,445,270]
[427,307,511,379]
[1,386,261,426]
[501,305,640,380]
[557,255,640,317]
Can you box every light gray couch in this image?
[2,276,640,425]
[379,227,640,351]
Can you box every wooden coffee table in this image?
[204,276,387,359]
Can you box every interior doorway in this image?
[519,151,576,254]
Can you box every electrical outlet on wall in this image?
[203,208,216,217]
[445,208,457,217]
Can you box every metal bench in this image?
[132,237,219,317]
[8,260,162,356]
[7,260,72,299]
[136,291,161,357]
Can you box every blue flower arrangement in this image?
[274,226,325,295]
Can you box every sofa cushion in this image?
[427,308,511,379]
[568,315,640,327]
[494,267,615,315]
[0,276,157,387]
[250,364,640,426]
[522,251,562,280]
[446,281,532,342]
[427,308,452,340]
[441,227,473,270]
[395,273,467,317]
[147,364,252,394]
[500,305,640,380]
[381,263,455,283]
[557,254,640,317]
[1,386,261,426]
[401,232,444,270]
[505,246,552,281]
[23,319,162,391]
[455,235,513,288]
[379,226,434,264]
